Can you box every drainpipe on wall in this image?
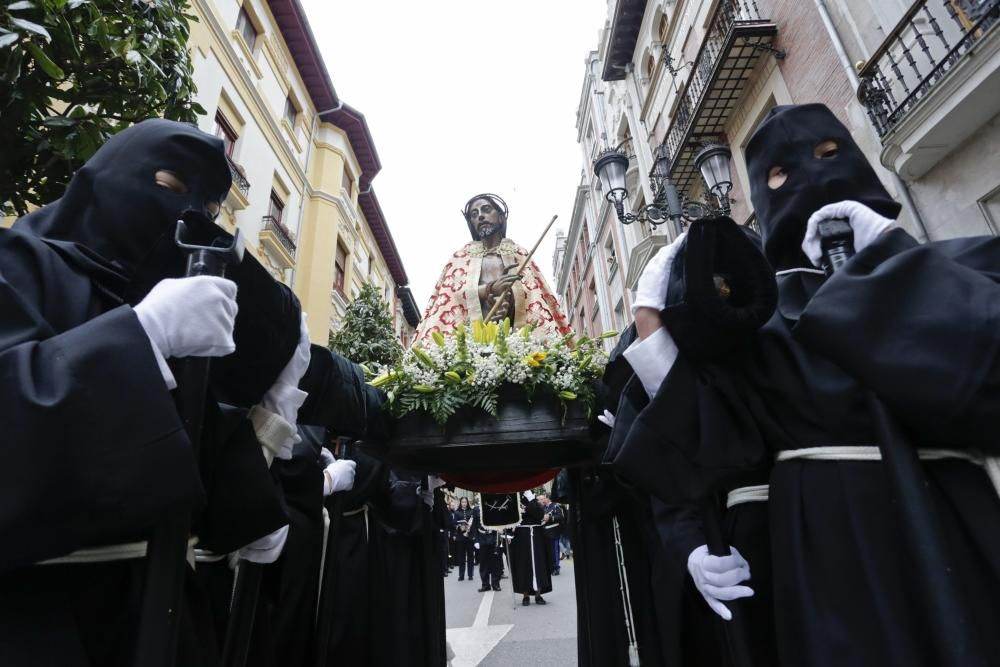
[813,0,931,241]
[289,102,343,290]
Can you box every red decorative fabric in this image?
[444,468,559,494]
[413,240,572,348]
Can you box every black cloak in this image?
[613,103,1000,666]
[509,494,553,595]
[0,119,292,666]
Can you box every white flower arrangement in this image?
[368,319,615,425]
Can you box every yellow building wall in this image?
[297,134,346,344]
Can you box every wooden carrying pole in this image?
[483,214,559,322]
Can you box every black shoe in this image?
[522,596,530,606]
[492,586,502,591]
[458,577,464,581]
[552,570,560,576]
[478,585,490,592]
[535,595,547,605]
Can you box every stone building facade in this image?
[187,0,418,345]
[556,0,998,342]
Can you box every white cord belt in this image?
[38,537,199,566]
[193,548,226,564]
[777,446,1000,498]
[726,484,770,509]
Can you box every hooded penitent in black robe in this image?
[594,327,777,667]
[0,119,298,666]
[367,472,447,667]
[613,104,1000,667]
[509,494,552,596]
[571,469,678,667]
[229,346,390,667]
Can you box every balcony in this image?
[661,0,778,195]
[857,0,1000,179]
[259,215,296,269]
[225,156,250,210]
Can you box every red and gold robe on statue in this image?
[413,238,572,348]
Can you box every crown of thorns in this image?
[462,193,508,222]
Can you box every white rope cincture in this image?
[726,484,770,509]
[777,446,1000,498]
[38,536,199,566]
[775,267,826,276]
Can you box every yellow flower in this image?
[558,390,578,400]
[369,373,392,388]
[523,351,546,368]
[444,371,462,383]
[431,331,446,347]
[414,384,436,393]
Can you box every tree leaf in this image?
[0,33,19,49]
[10,18,51,41]
[8,1,37,10]
[25,42,64,79]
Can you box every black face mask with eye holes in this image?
[15,119,231,302]
[745,104,901,271]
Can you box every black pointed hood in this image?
[745,103,900,270]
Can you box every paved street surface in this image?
[445,559,577,667]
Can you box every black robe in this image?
[509,496,552,595]
[0,120,297,667]
[368,472,447,667]
[619,230,1000,666]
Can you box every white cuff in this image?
[237,524,289,564]
[622,326,678,400]
[147,338,177,390]
[248,405,296,461]
[260,382,308,424]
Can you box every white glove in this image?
[323,458,356,496]
[802,200,896,268]
[523,490,535,502]
[687,544,754,621]
[428,475,447,491]
[474,542,480,550]
[260,313,311,425]
[237,524,289,564]
[632,232,687,314]
[248,405,297,465]
[134,276,238,389]
[597,410,616,429]
[319,446,335,468]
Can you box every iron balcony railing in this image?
[262,215,296,255]
[662,0,771,173]
[227,155,250,196]
[858,0,1000,137]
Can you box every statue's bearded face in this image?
[468,197,503,240]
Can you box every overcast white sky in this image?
[300,0,607,307]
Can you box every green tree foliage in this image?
[328,282,404,367]
[1,0,204,215]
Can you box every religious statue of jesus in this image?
[413,193,572,347]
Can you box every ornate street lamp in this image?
[694,142,733,211]
[593,140,734,232]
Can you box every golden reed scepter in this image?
[483,214,559,322]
